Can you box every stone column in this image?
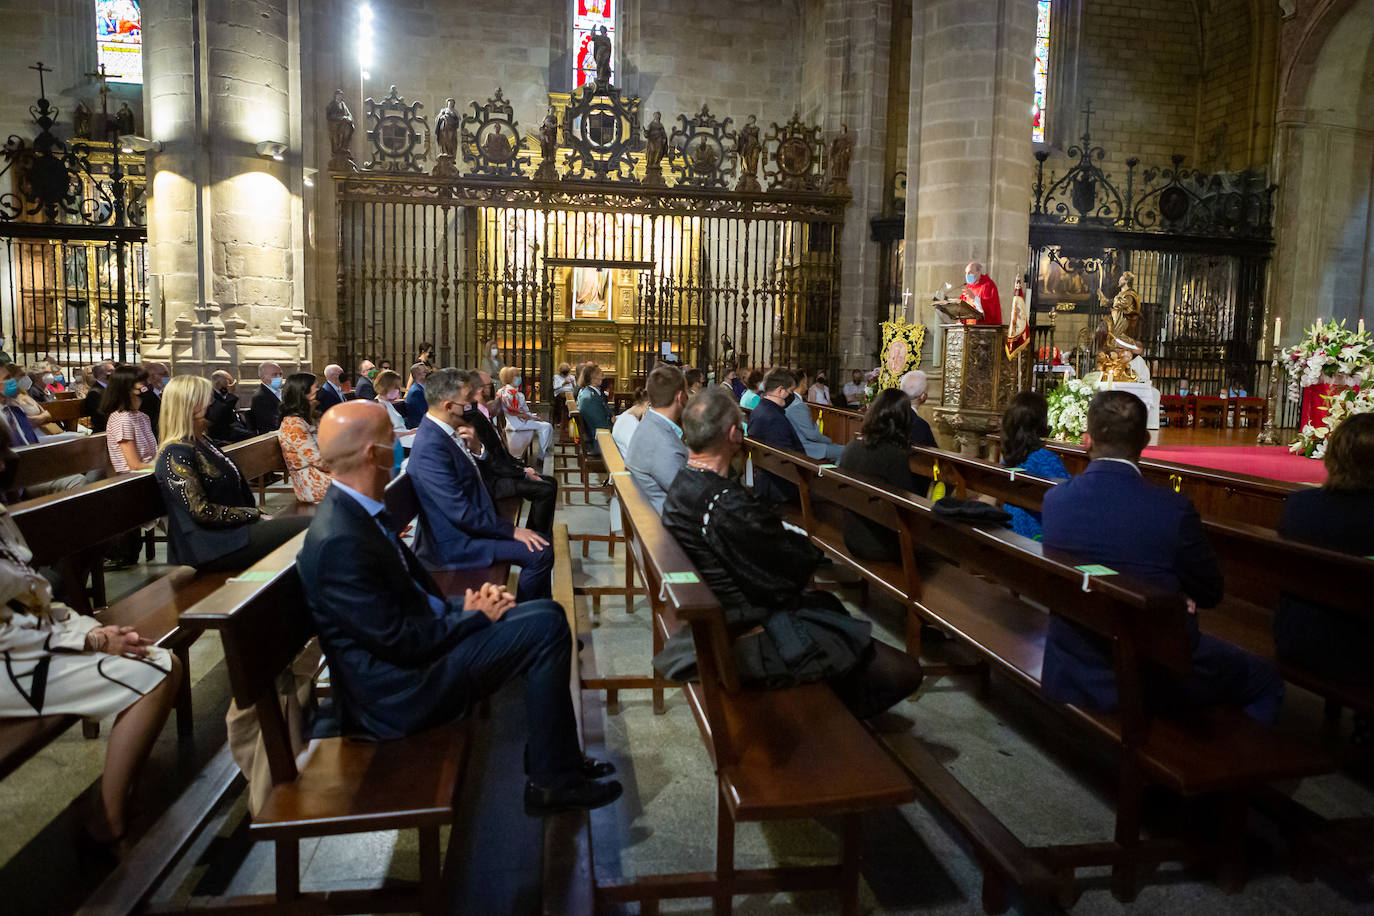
[902,0,1037,376]
[141,0,309,379]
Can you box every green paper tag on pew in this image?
[228,571,276,583]
[664,572,699,584]
[1074,564,1118,576]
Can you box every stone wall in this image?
[1074,0,1201,172]
[1197,0,1254,170]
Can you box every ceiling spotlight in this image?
[303,166,318,188]
[256,140,288,161]
[117,134,162,154]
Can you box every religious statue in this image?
[690,138,719,174]
[737,115,761,192]
[643,111,667,186]
[435,98,459,160]
[535,106,559,180]
[73,102,92,139]
[827,123,852,192]
[113,101,135,138]
[482,123,514,164]
[1094,270,1144,381]
[431,96,460,178]
[592,26,612,88]
[326,89,356,170]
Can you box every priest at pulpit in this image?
[959,261,1002,326]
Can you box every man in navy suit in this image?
[299,400,620,814]
[1040,391,1282,724]
[403,363,429,429]
[746,366,805,506]
[315,363,345,415]
[407,367,553,600]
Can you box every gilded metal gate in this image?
[333,84,847,396]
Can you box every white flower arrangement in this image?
[1046,377,1098,443]
[1290,385,1374,459]
[1281,319,1374,404]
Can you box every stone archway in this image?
[1269,0,1374,332]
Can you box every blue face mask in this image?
[2,380,17,398]
[53,374,64,384]
[965,272,978,284]
[268,376,284,391]
[514,374,523,387]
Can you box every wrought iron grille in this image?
[334,175,844,397]
[0,63,148,369]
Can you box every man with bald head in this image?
[251,361,284,433]
[354,359,377,401]
[299,401,621,815]
[959,260,1002,326]
[315,363,345,416]
[206,370,254,443]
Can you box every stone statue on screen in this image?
[482,124,514,164]
[592,26,612,87]
[536,106,559,180]
[1094,270,1145,382]
[737,115,761,191]
[643,112,667,186]
[435,98,459,160]
[828,124,852,192]
[73,101,92,139]
[326,89,355,169]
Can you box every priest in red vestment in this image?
[959,261,1003,326]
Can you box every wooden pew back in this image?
[45,397,87,431]
[14,434,111,488]
[807,402,865,445]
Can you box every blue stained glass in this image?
[96,0,142,84]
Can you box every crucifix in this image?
[902,288,912,322]
[28,61,51,101]
[84,62,113,118]
[1080,98,1095,141]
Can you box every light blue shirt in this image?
[644,407,682,438]
[331,480,448,617]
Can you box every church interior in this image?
[1,0,1373,914]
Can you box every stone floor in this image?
[3,476,1374,914]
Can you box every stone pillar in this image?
[141,0,309,379]
[902,0,1037,378]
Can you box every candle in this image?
[1361,318,1367,335]
[1273,316,1281,347]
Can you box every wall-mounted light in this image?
[358,3,374,81]
[118,134,162,154]
[303,166,318,188]
[256,140,288,161]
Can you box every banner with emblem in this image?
[878,318,925,392]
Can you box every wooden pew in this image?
[983,438,1308,529]
[601,463,916,915]
[557,410,609,505]
[176,532,464,916]
[46,396,87,431]
[904,444,1374,716]
[807,401,865,444]
[742,438,1336,906]
[13,433,112,489]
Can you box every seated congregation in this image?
[2,351,1373,915]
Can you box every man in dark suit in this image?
[206,371,255,444]
[1040,390,1282,724]
[137,361,168,437]
[250,361,284,433]
[408,367,553,600]
[403,363,428,429]
[315,364,344,415]
[83,360,115,433]
[300,400,620,815]
[900,369,937,447]
[463,375,558,535]
[746,366,804,506]
[354,359,376,401]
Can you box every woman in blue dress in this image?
[1000,391,1069,540]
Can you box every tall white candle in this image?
[1361,318,1367,335]
[1273,316,1281,346]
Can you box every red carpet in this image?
[1141,445,1326,485]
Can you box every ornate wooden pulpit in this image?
[933,323,1029,454]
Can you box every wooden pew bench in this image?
[175,532,465,916]
[984,437,1308,530]
[13,433,112,489]
[557,410,609,505]
[907,444,1374,718]
[46,395,88,432]
[742,438,1336,907]
[600,462,915,915]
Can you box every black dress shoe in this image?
[524,777,622,816]
[524,746,615,779]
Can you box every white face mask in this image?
[17,376,31,392]
[490,348,498,357]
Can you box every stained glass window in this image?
[1032,0,1050,143]
[573,0,615,90]
[96,0,142,84]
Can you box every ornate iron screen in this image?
[1026,107,1288,420]
[332,84,847,396]
[0,64,148,369]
